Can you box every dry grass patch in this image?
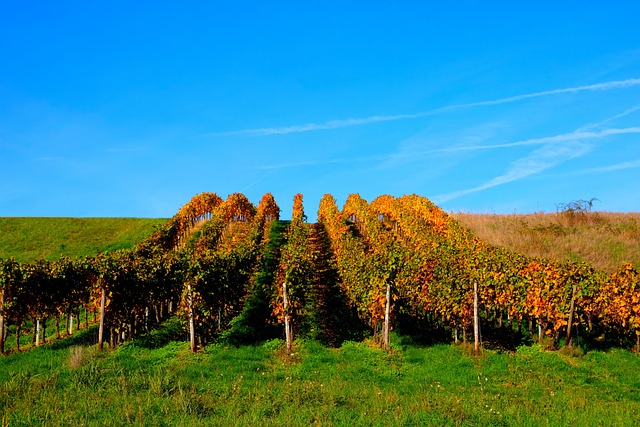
[68,345,96,369]
[452,211,640,272]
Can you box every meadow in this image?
[453,211,640,273]
[1,319,639,426]
[0,217,166,262]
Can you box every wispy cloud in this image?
[241,167,281,191]
[432,112,640,204]
[106,147,145,153]
[251,126,640,171]
[212,115,431,137]
[382,128,640,175]
[35,156,65,161]
[435,127,640,153]
[252,154,388,170]
[208,78,640,137]
[577,104,640,131]
[434,141,593,203]
[570,159,640,175]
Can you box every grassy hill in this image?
[2,212,639,271]
[452,211,640,273]
[3,211,640,425]
[0,217,167,261]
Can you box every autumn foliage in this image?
[1,192,640,354]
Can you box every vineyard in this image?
[1,192,639,356]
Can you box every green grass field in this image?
[0,217,166,261]
[1,319,639,426]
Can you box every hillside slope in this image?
[2,212,639,271]
[452,211,640,273]
[0,217,167,261]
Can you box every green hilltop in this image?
[0,217,166,262]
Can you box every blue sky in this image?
[1,2,639,220]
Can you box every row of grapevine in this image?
[180,193,280,350]
[273,194,312,349]
[2,191,639,354]
[318,194,393,347]
[0,192,281,353]
[319,193,640,351]
[0,257,93,352]
[268,194,365,349]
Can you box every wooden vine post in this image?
[382,223,399,351]
[35,320,41,346]
[565,284,577,347]
[283,281,292,351]
[98,285,106,350]
[188,282,196,352]
[538,321,543,343]
[15,320,21,351]
[384,222,399,351]
[383,281,391,350]
[0,290,5,354]
[474,281,480,354]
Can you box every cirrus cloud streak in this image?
[209,78,640,137]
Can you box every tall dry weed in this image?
[69,345,89,368]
